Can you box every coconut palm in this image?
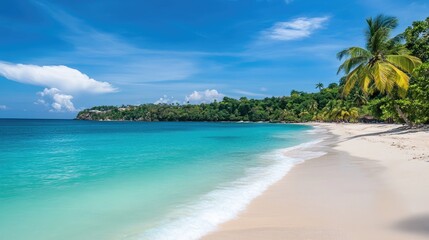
[321,100,360,122]
[307,100,319,112]
[337,15,421,125]
[315,82,324,91]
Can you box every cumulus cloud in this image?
[0,61,116,112]
[263,17,329,41]
[185,89,224,104]
[37,88,76,112]
[154,95,178,105]
[155,95,170,104]
[0,105,6,110]
[0,62,116,93]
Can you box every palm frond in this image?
[390,33,404,44]
[366,15,398,37]
[386,63,411,97]
[336,48,350,60]
[337,56,369,74]
[348,47,372,57]
[385,55,422,74]
[365,15,398,53]
[342,64,365,96]
[337,47,371,60]
[369,28,389,52]
[358,71,372,93]
[371,62,396,94]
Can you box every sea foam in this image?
[137,131,327,240]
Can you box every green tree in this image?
[315,82,324,91]
[403,17,429,62]
[337,15,421,125]
[396,63,429,124]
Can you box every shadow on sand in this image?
[347,125,429,140]
[393,214,429,237]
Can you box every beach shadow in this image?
[347,125,429,140]
[393,214,429,236]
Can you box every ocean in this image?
[0,120,323,240]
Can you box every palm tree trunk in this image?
[394,104,412,127]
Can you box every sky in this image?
[0,0,428,118]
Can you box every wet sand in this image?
[204,123,429,240]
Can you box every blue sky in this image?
[0,0,428,118]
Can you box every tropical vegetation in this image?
[76,16,429,125]
[337,15,421,125]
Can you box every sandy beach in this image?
[204,123,429,240]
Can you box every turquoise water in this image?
[0,120,315,240]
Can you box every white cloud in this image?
[154,95,178,105]
[263,17,329,41]
[233,89,268,97]
[37,88,76,112]
[0,62,116,94]
[0,105,6,110]
[0,61,116,112]
[34,99,47,106]
[185,89,224,104]
[155,95,170,104]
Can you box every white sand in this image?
[204,123,429,240]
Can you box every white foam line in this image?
[136,137,326,240]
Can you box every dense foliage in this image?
[403,17,429,62]
[363,17,429,125]
[76,16,429,125]
[76,84,365,123]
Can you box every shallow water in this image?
[0,120,318,240]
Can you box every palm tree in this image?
[315,82,324,91]
[337,15,421,125]
[307,100,319,112]
[321,100,359,122]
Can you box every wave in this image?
[136,134,327,240]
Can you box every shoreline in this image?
[203,123,429,240]
[136,125,324,240]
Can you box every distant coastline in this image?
[75,74,428,125]
[75,85,382,123]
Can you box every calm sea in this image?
[0,120,323,240]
